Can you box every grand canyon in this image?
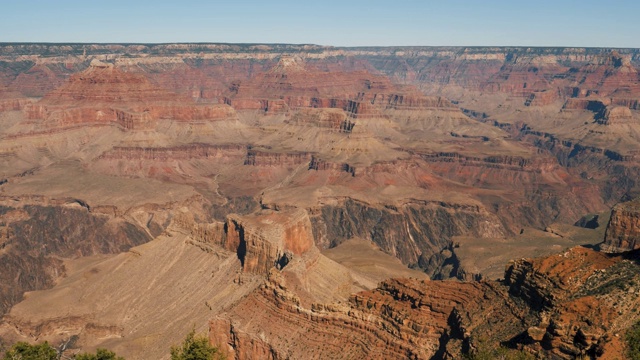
[0,43,639,359]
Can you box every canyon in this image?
[0,43,639,359]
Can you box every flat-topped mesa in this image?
[225,209,315,274]
[602,199,640,252]
[25,62,237,130]
[567,51,640,98]
[225,56,398,113]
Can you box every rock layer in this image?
[211,247,640,359]
[603,199,640,252]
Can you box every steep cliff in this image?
[0,197,151,317]
[603,199,640,252]
[211,246,640,360]
[225,209,315,274]
[309,197,507,277]
[24,60,238,131]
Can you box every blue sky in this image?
[2,0,639,47]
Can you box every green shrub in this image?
[465,341,535,360]
[2,341,57,360]
[73,348,124,360]
[628,320,640,360]
[170,329,224,360]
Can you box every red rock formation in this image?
[26,60,237,130]
[0,98,32,112]
[500,247,639,359]
[525,89,560,106]
[566,51,640,99]
[98,144,247,161]
[288,108,352,131]
[211,247,640,359]
[244,149,313,167]
[562,98,609,111]
[224,55,399,117]
[481,63,562,98]
[224,210,315,274]
[9,64,69,97]
[596,106,634,125]
[602,199,640,252]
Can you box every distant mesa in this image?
[224,55,455,121]
[25,63,236,130]
[268,55,306,74]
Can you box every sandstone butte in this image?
[0,43,639,359]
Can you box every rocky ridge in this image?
[211,246,640,359]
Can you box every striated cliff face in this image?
[211,246,640,360]
[98,143,247,161]
[225,210,315,274]
[288,108,353,131]
[172,208,315,275]
[602,199,640,252]
[210,269,468,359]
[244,149,313,167]
[24,61,238,131]
[0,196,151,318]
[309,197,507,277]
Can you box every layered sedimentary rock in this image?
[309,197,507,277]
[225,209,315,274]
[602,199,640,252]
[210,270,494,359]
[288,108,352,131]
[498,247,640,359]
[596,105,634,125]
[225,55,395,112]
[211,246,640,360]
[0,196,151,318]
[244,149,313,167]
[25,60,237,130]
[525,89,559,106]
[98,143,247,161]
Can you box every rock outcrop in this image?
[0,196,151,318]
[309,197,507,277]
[211,246,640,359]
[25,62,237,130]
[603,199,640,252]
[174,208,316,275]
[596,105,634,125]
[225,210,315,274]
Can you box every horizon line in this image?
[1,42,639,50]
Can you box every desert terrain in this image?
[0,43,639,359]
